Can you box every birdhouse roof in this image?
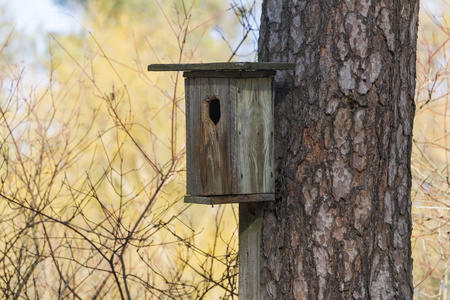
[147,62,295,72]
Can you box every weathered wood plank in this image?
[185,77,233,196]
[148,62,295,72]
[185,78,192,195]
[234,78,274,194]
[184,193,275,205]
[239,203,263,300]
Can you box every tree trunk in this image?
[258,1,419,299]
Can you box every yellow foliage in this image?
[0,0,251,298]
[412,1,450,298]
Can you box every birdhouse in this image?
[148,62,295,205]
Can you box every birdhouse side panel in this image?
[233,77,274,195]
[185,77,234,196]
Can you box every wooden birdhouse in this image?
[148,62,295,205]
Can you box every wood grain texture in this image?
[185,75,275,202]
[234,78,274,195]
[186,78,192,195]
[185,77,233,196]
[148,62,295,72]
[239,203,263,300]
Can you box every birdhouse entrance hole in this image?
[209,97,220,125]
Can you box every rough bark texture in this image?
[258,0,419,299]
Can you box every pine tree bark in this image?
[258,1,419,299]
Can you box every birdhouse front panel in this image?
[185,77,234,196]
[185,74,274,203]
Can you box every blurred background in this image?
[0,0,448,298]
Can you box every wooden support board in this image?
[239,203,263,300]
